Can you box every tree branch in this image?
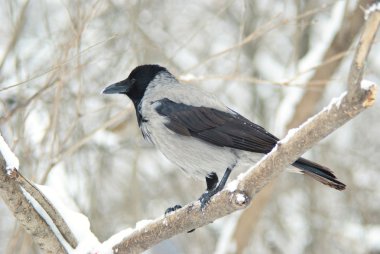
[0,157,67,254]
[14,172,78,248]
[348,8,380,99]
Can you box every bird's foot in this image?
[165,204,182,215]
[199,188,219,210]
[165,204,196,233]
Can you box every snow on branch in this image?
[0,136,67,254]
[0,133,104,253]
[0,133,19,173]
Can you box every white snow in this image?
[280,128,300,144]
[21,187,74,252]
[365,2,380,20]
[36,185,101,254]
[0,132,19,172]
[136,219,153,230]
[27,182,168,254]
[226,179,238,192]
[325,91,347,112]
[97,228,133,254]
[95,219,152,253]
[361,79,376,90]
[235,193,246,204]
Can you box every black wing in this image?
[154,98,278,154]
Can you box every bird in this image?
[102,64,345,210]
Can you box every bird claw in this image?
[199,191,213,210]
[164,204,182,215]
[165,204,195,233]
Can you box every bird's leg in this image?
[206,172,218,191]
[199,167,232,210]
[165,173,217,214]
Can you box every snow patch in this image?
[365,3,380,20]
[21,187,73,252]
[0,133,19,172]
[235,193,246,203]
[325,91,347,112]
[163,218,168,226]
[226,179,238,192]
[97,219,153,253]
[280,128,299,144]
[361,79,375,90]
[136,219,153,230]
[36,185,100,254]
[98,229,133,254]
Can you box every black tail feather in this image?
[292,157,346,190]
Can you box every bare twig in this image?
[40,109,129,183]
[348,9,380,99]
[0,0,29,73]
[185,3,332,73]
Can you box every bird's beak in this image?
[102,79,133,94]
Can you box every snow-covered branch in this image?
[0,137,67,254]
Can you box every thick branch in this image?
[0,157,66,254]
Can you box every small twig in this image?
[185,4,332,73]
[347,10,380,99]
[0,0,29,73]
[40,109,129,183]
